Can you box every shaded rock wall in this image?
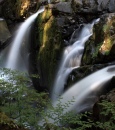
[0,0,40,28]
[72,0,115,14]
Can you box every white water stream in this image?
[52,18,100,102]
[53,65,115,113]
[3,8,44,71]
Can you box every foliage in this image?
[0,68,49,129]
[0,68,115,130]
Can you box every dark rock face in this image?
[54,2,72,13]
[0,0,40,28]
[0,19,11,43]
[0,18,11,48]
[82,13,115,65]
[72,0,115,14]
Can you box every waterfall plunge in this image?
[5,8,44,70]
[53,65,115,114]
[52,18,100,102]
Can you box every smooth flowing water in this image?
[53,65,115,113]
[4,8,44,71]
[51,18,100,102]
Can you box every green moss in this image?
[92,43,102,59]
[103,24,109,32]
[82,16,115,65]
[37,8,63,88]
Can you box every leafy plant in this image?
[0,68,49,129]
[0,68,115,130]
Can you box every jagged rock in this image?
[0,0,41,27]
[72,0,115,14]
[54,2,72,13]
[82,13,115,65]
[0,18,11,47]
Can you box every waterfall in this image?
[51,18,100,102]
[53,65,115,113]
[4,8,44,71]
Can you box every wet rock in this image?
[0,18,11,47]
[54,2,72,13]
[72,0,115,14]
[82,13,115,65]
[0,0,41,27]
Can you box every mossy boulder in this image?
[0,0,40,27]
[82,13,115,65]
[0,19,11,47]
[35,6,63,89]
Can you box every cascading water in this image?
[3,8,44,71]
[53,65,115,114]
[51,18,100,102]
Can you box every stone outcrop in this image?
[82,13,115,65]
[0,0,40,27]
[0,18,11,48]
[72,0,115,14]
[54,2,72,13]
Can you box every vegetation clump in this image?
[0,68,115,130]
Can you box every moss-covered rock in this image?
[82,13,115,65]
[72,0,115,14]
[0,19,11,45]
[0,0,40,27]
[35,6,63,89]
[0,112,27,130]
